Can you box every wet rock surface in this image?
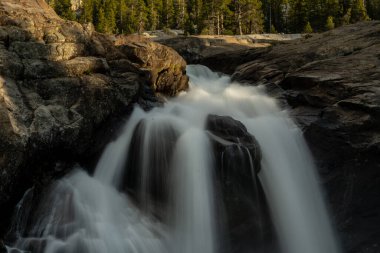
[121,113,275,253]
[218,21,380,253]
[0,0,188,236]
[206,115,277,253]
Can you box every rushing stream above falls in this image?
[6,65,340,253]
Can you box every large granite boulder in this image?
[205,115,277,253]
[0,0,188,236]
[227,21,380,253]
[116,36,188,97]
[121,114,273,253]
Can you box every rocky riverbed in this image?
[0,0,379,252]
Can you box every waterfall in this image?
[6,65,340,253]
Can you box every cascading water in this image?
[6,65,340,253]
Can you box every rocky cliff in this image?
[0,0,188,236]
[177,22,380,253]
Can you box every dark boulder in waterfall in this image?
[122,118,179,217]
[120,113,277,253]
[0,0,188,238]
[204,21,380,253]
[206,115,277,253]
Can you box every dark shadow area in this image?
[0,4,148,241]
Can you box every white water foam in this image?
[7,65,340,253]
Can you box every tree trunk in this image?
[181,0,185,29]
[238,2,243,35]
[221,13,224,34]
[217,11,220,35]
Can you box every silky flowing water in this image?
[6,65,340,253]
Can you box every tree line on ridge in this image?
[50,0,380,34]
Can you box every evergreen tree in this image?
[303,20,313,32]
[160,0,174,28]
[136,0,148,33]
[185,0,204,34]
[263,0,287,33]
[325,15,335,29]
[146,0,161,30]
[341,8,352,24]
[270,24,277,32]
[50,0,378,35]
[245,0,264,33]
[95,5,107,32]
[54,0,76,20]
[173,0,187,29]
[230,0,264,35]
[367,0,380,20]
[104,0,117,33]
[81,0,94,23]
[350,0,369,22]
[288,0,309,32]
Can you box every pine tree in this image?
[350,0,369,22]
[96,6,107,32]
[54,0,76,20]
[303,21,313,32]
[325,15,335,29]
[263,0,287,33]
[342,8,352,24]
[320,0,343,30]
[50,0,376,35]
[160,0,174,28]
[245,0,264,33]
[270,24,277,32]
[288,0,309,32]
[146,0,161,30]
[136,0,148,33]
[80,0,94,23]
[306,0,321,30]
[367,0,380,20]
[173,0,187,29]
[185,0,204,34]
[230,0,263,35]
[104,0,117,33]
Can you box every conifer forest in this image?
[49,0,380,35]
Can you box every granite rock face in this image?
[229,21,380,253]
[0,0,188,236]
[206,115,277,253]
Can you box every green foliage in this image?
[325,15,335,30]
[270,24,277,33]
[80,0,94,23]
[184,18,196,34]
[341,8,352,25]
[367,0,380,20]
[49,0,380,34]
[288,0,309,32]
[200,27,210,35]
[303,21,313,33]
[54,0,76,20]
[350,0,369,23]
[222,29,234,35]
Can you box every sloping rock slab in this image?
[230,21,380,253]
